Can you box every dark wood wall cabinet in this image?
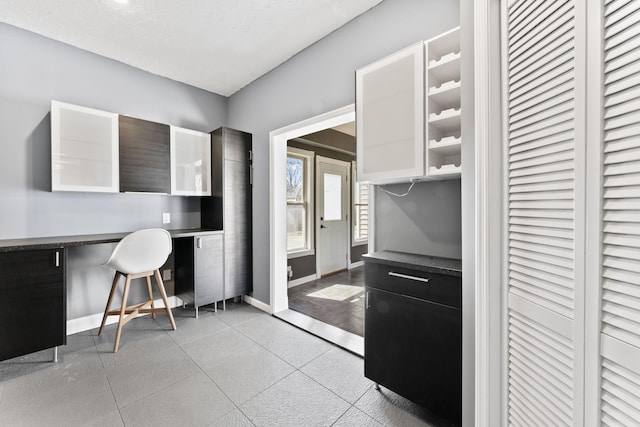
[363,251,462,426]
[174,231,224,316]
[118,115,171,193]
[201,127,253,301]
[0,248,66,362]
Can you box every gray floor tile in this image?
[94,316,181,368]
[208,408,255,426]
[240,371,350,427]
[300,347,372,404]
[157,308,230,345]
[261,327,332,368]
[104,344,201,407]
[234,315,295,345]
[214,302,267,326]
[0,333,104,397]
[204,344,295,405]
[0,371,121,427]
[354,387,440,427]
[181,327,256,371]
[120,372,235,427]
[332,406,383,427]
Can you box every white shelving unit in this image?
[51,100,119,192]
[170,126,212,196]
[425,27,461,178]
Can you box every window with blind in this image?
[352,161,369,245]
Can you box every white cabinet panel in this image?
[170,126,212,196]
[356,43,425,184]
[51,100,119,192]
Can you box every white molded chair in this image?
[98,229,177,352]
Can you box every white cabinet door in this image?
[356,43,425,184]
[170,126,212,196]
[51,100,119,192]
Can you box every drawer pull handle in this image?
[388,271,430,283]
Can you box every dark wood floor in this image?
[287,267,364,337]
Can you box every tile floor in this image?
[0,302,445,427]
[288,267,365,336]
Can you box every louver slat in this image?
[505,0,576,424]
[600,1,640,424]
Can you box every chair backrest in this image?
[106,229,172,274]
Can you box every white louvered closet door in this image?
[503,0,584,425]
[599,0,640,424]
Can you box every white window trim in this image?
[286,146,315,259]
[351,161,368,247]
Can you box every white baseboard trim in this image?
[66,296,183,336]
[287,274,318,288]
[243,294,271,314]
[349,260,364,269]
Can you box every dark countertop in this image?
[362,250,462,277]
[0,228,223,252]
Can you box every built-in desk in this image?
[0,229,222,362]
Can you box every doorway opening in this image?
[269,105,367,354]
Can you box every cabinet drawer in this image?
[365,262,460,309]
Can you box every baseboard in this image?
[66,296,183,336]
[349,260,364,269]
[287,274,318,288]
[243,294,271,314]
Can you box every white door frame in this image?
[315,155,351,278]
[269,105,356,314]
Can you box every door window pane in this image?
[323,172,342,221]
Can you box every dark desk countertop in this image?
[0,229,223,252]
[362,250,462,277]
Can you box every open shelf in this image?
[428,81,461,112]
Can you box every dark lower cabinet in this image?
[174,233,224,315]
[364,252,462,426]
[0,248,66,361]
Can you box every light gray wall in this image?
[374,180,461,258]
[0,23,227,320]
[228,0,460,304]
[0,23,227,240]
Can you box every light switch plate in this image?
[162,213,170,224]
[162,269,171,281]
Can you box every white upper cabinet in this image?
[356,27,461,184]
[170,126,212,196]
[356,42,425,184]
[51,100,119,192]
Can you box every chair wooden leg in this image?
[154,269,176,330]
[146,275,155,319]
[99,272,121,336]
[114,274,132,352]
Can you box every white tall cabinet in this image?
[501,0,640,425]
[356,28,461,184]
[51,101,119,192]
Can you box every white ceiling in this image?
[0,0,382,96]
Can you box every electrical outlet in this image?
[287,265,293,278]
[162,213,170,224]
[162,269,172,281]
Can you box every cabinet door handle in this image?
[365,291,371,309]
[388,271,430,283]
[55,251,60,267]
[197,238,203,248]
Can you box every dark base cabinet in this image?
[363,251,462,426]
[0,248,66,361]
[174,233,224,314]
